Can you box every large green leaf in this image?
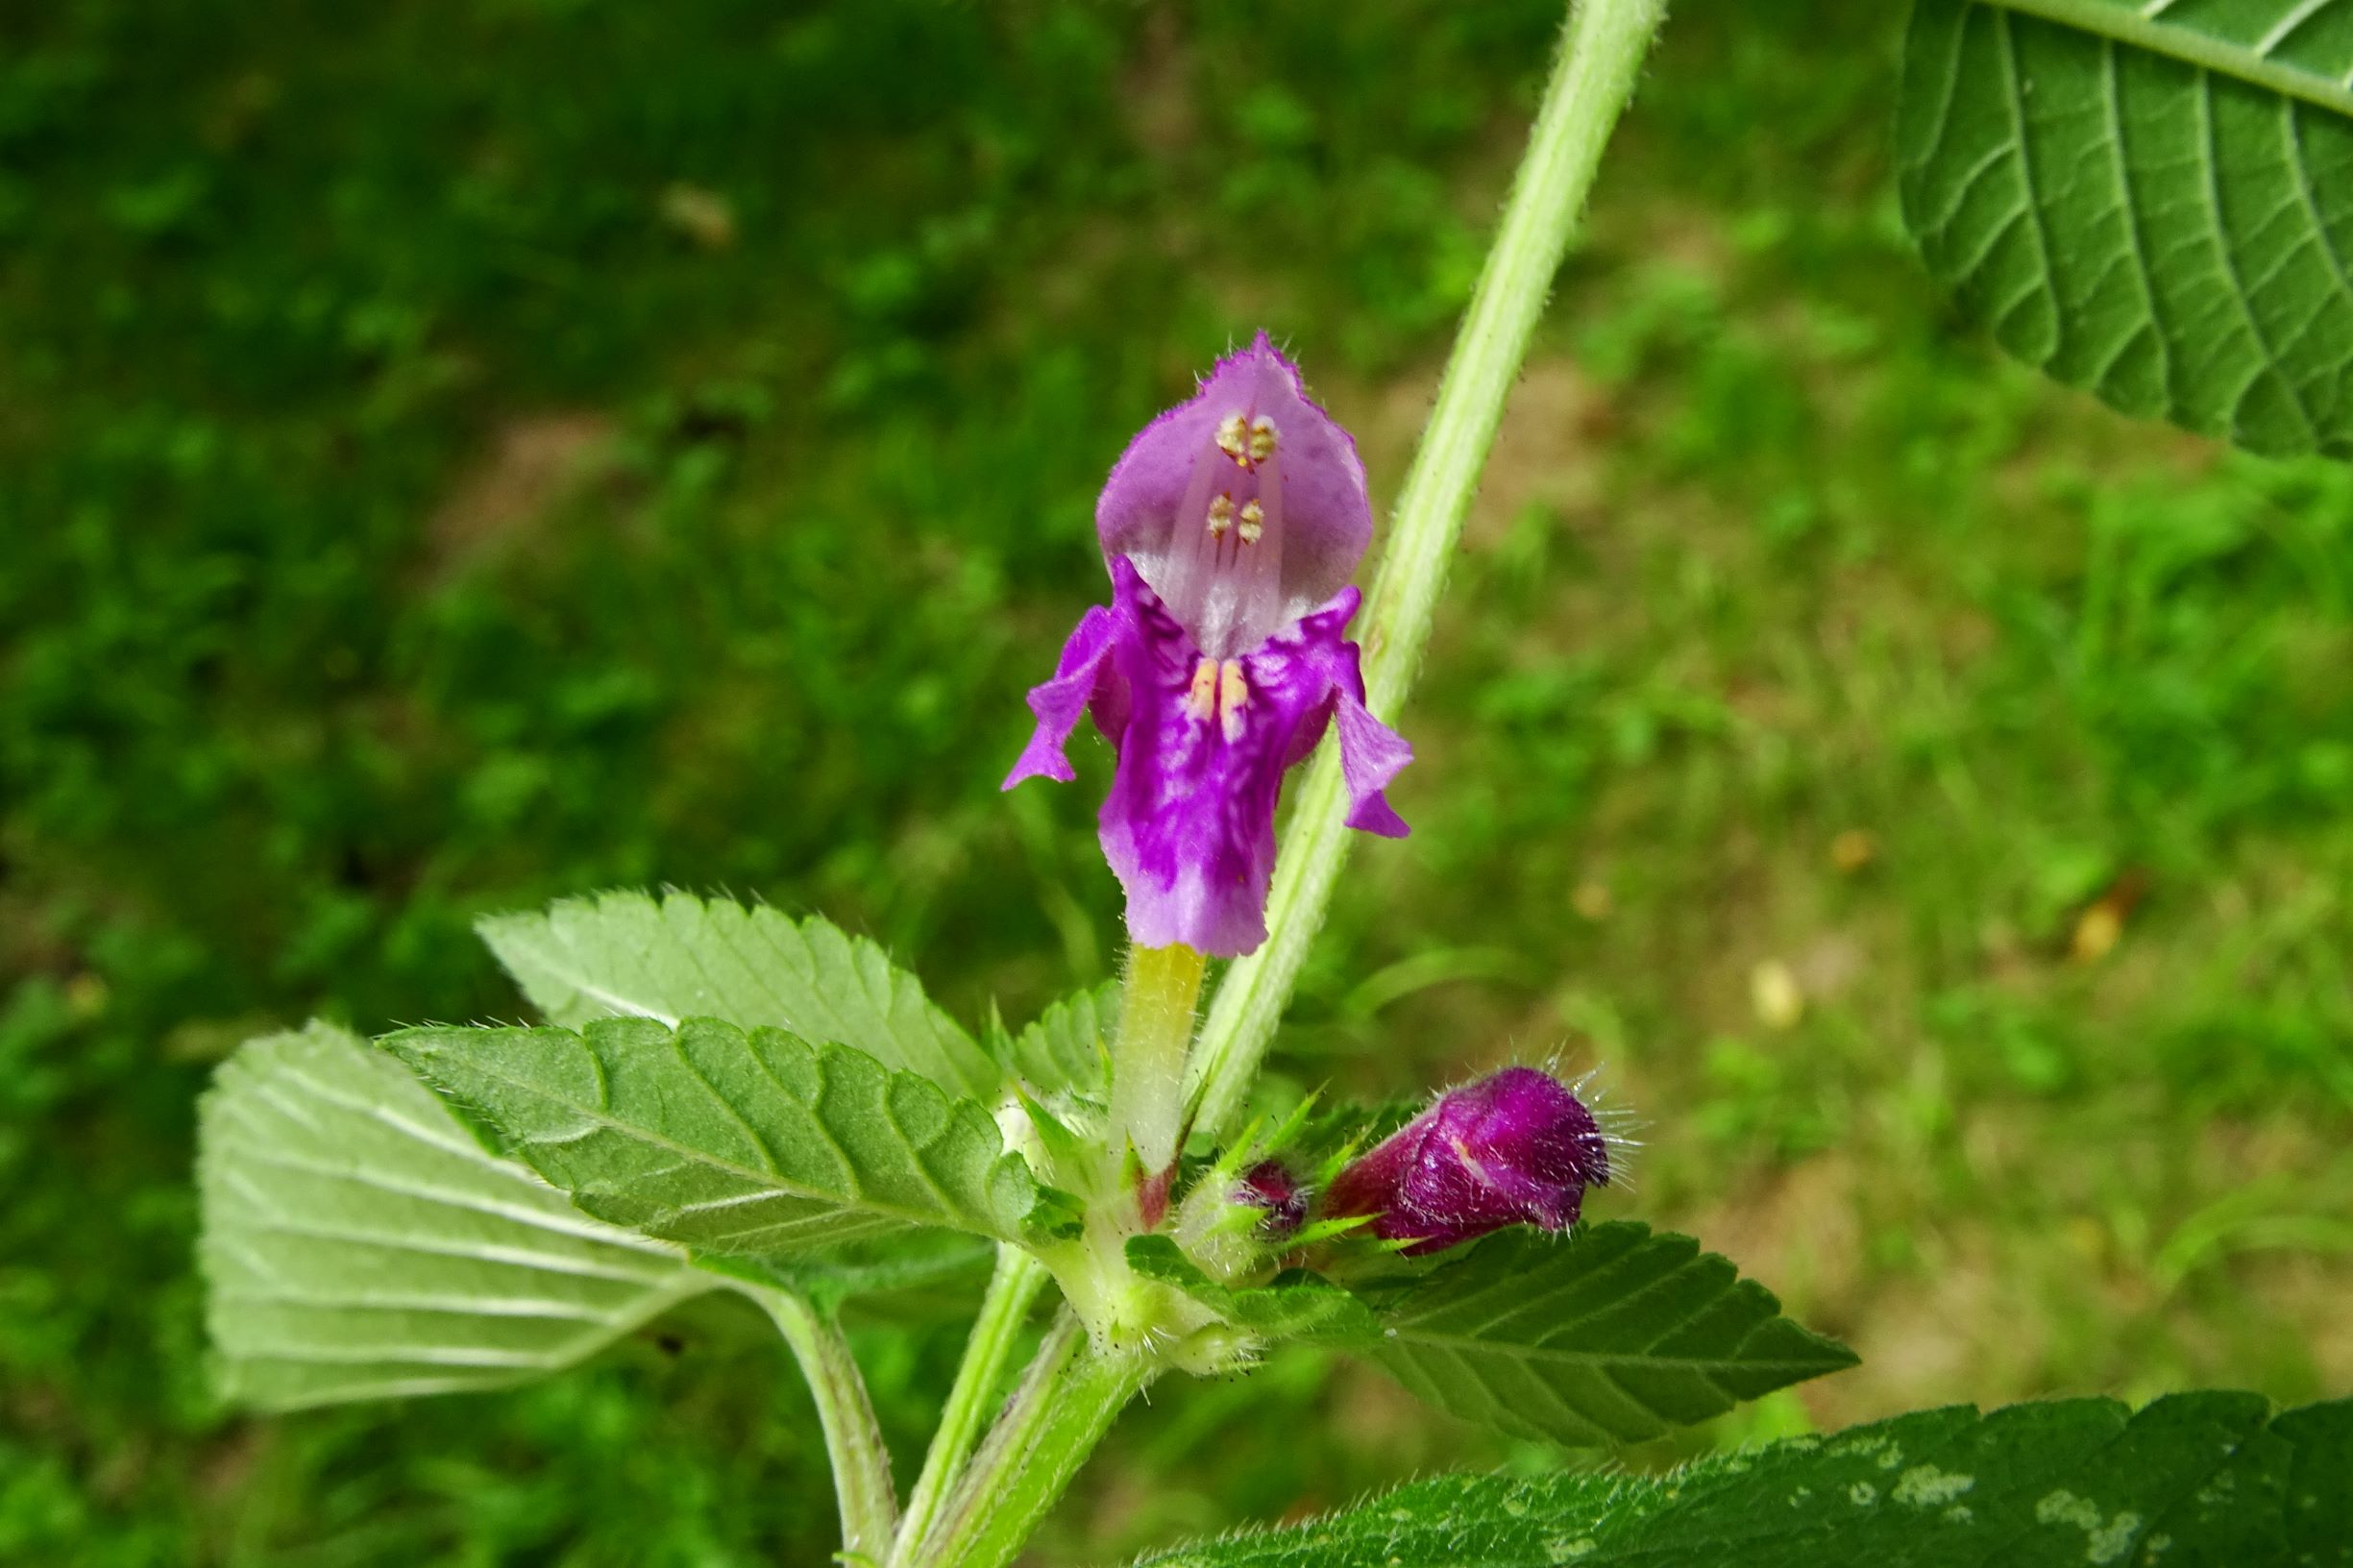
[1352,1224,1857,1447]
[477,890,1000,1101]
[1899,0,2353,455]
[1128,1391,2353,1567]
[200,1023,713,1411]
[382,1017,1039,1258]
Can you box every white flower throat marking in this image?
[1159,408,1286,661]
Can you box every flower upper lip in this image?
[1094,331,1372,658]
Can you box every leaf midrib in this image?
[406,1040,1014,1239]
[1380,1329,1854,1375]
[1987,0,2353,118]
[487,923,683,1027]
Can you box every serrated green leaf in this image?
[1005,980,1115,1093]
[1899,0,2353,455]
[199,1022,714,1411]
[477,890,999,1101]
[1124,1236,1378,1346]
[1127,1390,2353,1567]
[1353,1224,1856,1447]
[382,1017,1038,1259]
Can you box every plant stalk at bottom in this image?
[754,1287,899,1564]
[902,1312,1154,1568]
[889,1247,1053,1565]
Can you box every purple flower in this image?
[1323,1067,1610,1257]
[1235,1159,1308,1240]
[1004,333,1410,957]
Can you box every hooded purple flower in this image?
[1004,334,1411,957]
[1323,1067,1609,1257]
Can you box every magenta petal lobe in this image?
[1004,603,1124,790]
[1333,675,1410,839]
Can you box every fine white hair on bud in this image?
[1323,1066,1615,1255]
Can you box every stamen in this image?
[1217,660,1248,743]
[1214,413,1250,466]
[1206,493,1235,537]
[1237,500,1264,544]
[1247,415,1277,463]
[1185,658,1219,723]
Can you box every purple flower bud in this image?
[1324,1067,1610,1257]
[1235,1158,1308,1240]
[1003,333,1411,958]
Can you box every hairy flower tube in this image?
[1004,333,1411,957]
[1323,1066,1610,1256]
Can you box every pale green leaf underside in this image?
[199,1023,711,1411]
[1129,1390,2352,1567]
[382,1017,1037,1259]
[1356,1224,1858,1447]
[478,890,1000,1101]
[1900,0,2353,455]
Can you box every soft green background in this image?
[4,1,2349,1562]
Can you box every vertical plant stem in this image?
[753,1287,899,1566]
[1186,0,1671,1139]
[889,1247,1052,1565]
[904,1313,1154,1568]
[1108,942,1208,1179]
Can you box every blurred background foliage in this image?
[3,0,2350,1562]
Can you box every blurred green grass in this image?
[3,1,2349,1562]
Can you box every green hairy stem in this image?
[890,1248,1052,1565]
[901,1315,1156,1568]
[753,1288,899,1564]
[869,5,1675,1564]
[1185,0,1672,1140]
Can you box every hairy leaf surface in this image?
[200,1023,711,1410]
[1128,1391,2352,1566]
[383,1017,1038,1257]
[1900,0,2353,454]
[1354,1224,1857,1447]
[478,890,1000,1100]
[1004,980,1116,1093]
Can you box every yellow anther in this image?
[1207,493,1235,536]
[1237,499,1264,544]
[1214,412,1250,465]
[1185,658,1219,723]
[1248,415,1277,463]
[1217,660,1249,743]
